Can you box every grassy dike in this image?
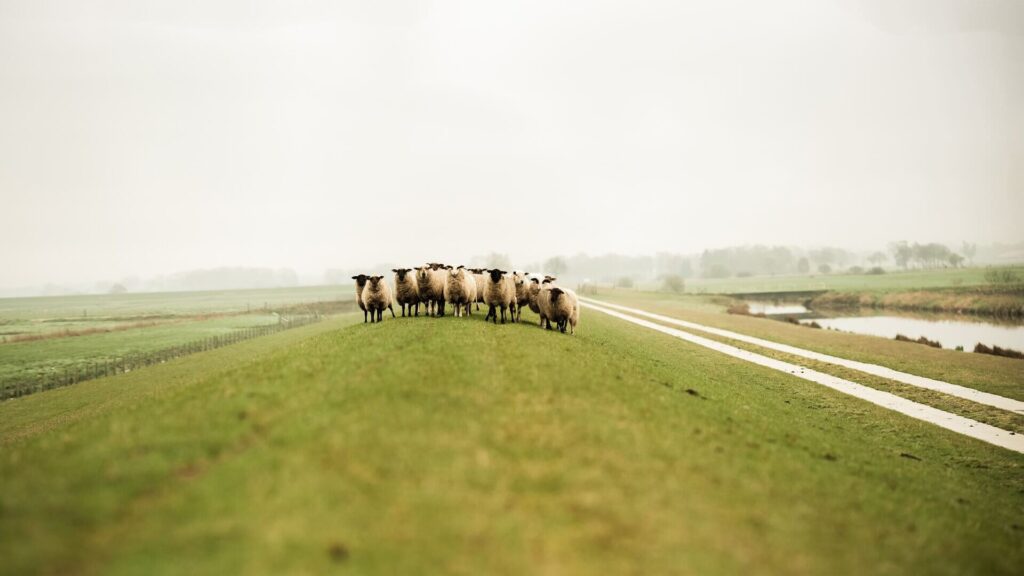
[2,310,1023,575]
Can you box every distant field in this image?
[2,310,1021,574]
[0,284,350,321]
[672,266,1022,294]
[0,285,353,398]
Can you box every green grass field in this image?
[0,286,353,399]
[0,285,349,322]
[2,308,1022,575]
[674,266,1023,294]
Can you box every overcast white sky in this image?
[1,0,1022,288]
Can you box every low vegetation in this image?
[974,343,1024,360]
[810,284,1024,318]
[3,311,1023,574]
[894,333,942,349]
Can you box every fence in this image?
[0,314,321,401]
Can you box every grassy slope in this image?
[594,289,1024,402]
[2,312,1023,575]
[679,266,1022,294]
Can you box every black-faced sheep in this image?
[392,268,420,317]
[352,274,369,323]
[361,275,396,323]
[546,287,580,334]
[483,269,516,324]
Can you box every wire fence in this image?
[0,314,321,401]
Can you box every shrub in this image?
[661,274,685,293]
[867,266,885,275]
[614,276,634,289]
[817,264,832,274]
[847,266,864,275]
[985,268,1020,285]
[974,343,1024,359]
[894,333,942,348]
[726,303,751,315]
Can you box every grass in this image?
[0,314,283,391]
[593,288,1024,403]
[2,309,1023,575]
[674,266,1024,294]
[0,287,354,398]
[0,285,350,321]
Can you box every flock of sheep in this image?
[352,263,580,334]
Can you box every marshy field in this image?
[2,267,1023,575]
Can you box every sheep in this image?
[512,271,531,322]
[469,268,487,311]
[536,276,564,330]
[361,275,396,323]
[526,277,543,323]
[444,266,477,317]
[352,274,369,323]
[483,269,517,324]
[426,263,448,316]
[415,266,438,316]
[546,286,580,334]
[392,268,420,317]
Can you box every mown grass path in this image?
[2,311,1022,575]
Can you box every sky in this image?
[1,0,1022,289]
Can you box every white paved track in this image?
[581,298,1024,415]
[581,299,1024,455]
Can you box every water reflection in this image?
[801,315,1024,352]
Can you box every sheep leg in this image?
[363,309,368,323]
[415,303,419,317]
[389,304,396,318]
[500,305,506,324]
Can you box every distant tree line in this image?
[888,241,967,270]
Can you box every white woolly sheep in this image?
[427,263,448,316]
[511,271,531,322]
[361,275,396,323]
[415,266,437,316]
[392,268,420,317]
[526,277,543,323]
[483,269,517,324]
[444,266,476,317]
[536,276,557,329]
[469,268,487,311]
[546,286,580,334]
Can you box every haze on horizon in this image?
[1,0,1022,290]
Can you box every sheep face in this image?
[550,287,564,302]
[487,269,507,283]
[368,275,384,288]
[351,274,368,288]
[393,268,412,281]
[448,267,465,280]
[416,267,431,284]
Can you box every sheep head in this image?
[393,268,412,280]
[487,269,507,283]
[351,274,368,287]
